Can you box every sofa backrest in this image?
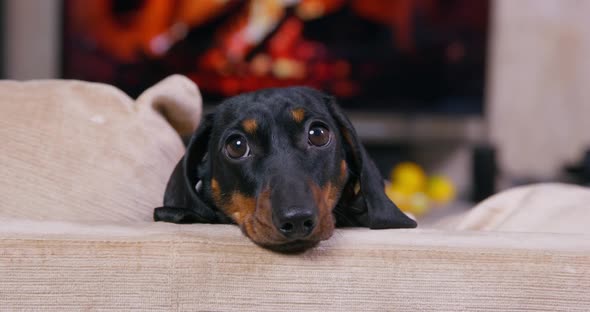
[0,75,201,223]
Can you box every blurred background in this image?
[3,0,590,222]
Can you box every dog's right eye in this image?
[225,135,251,159]
[308,123,331,147]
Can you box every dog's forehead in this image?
[216,87,330,125]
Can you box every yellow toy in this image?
[427,175,455,204]
[389,162,425,194]
[385,162,456,217]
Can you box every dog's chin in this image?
[259,240,320,254]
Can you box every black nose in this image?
[275,209,317,239]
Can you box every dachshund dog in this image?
[154,86,416,252]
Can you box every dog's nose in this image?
[275,209,317,239]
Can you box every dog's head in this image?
[160,87,416,252]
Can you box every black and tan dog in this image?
[154,86,416,252]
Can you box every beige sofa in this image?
[1,77,589,311]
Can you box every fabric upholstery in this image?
[0,75,199,223]
[136,74,202,137]
[1,77,589,311]
[1,220,589,311]
[456,183,590,234]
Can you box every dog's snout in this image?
[274,208,317,239]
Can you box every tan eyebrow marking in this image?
[291,108,305,123]
[242,119,258,134]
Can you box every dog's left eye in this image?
[308,123,331,147]
[225,135,251,159]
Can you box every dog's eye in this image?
[308,123,331,147]
[225,135,251,159]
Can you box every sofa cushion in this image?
[0,75,200,223]
[456,183,590,234]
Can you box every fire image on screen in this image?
[63,0,489,113]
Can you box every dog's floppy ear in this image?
[325,96,417,229]
[154,113,229,224]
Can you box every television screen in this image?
[63,0,489,114]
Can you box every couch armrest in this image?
[1,220,589,311]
